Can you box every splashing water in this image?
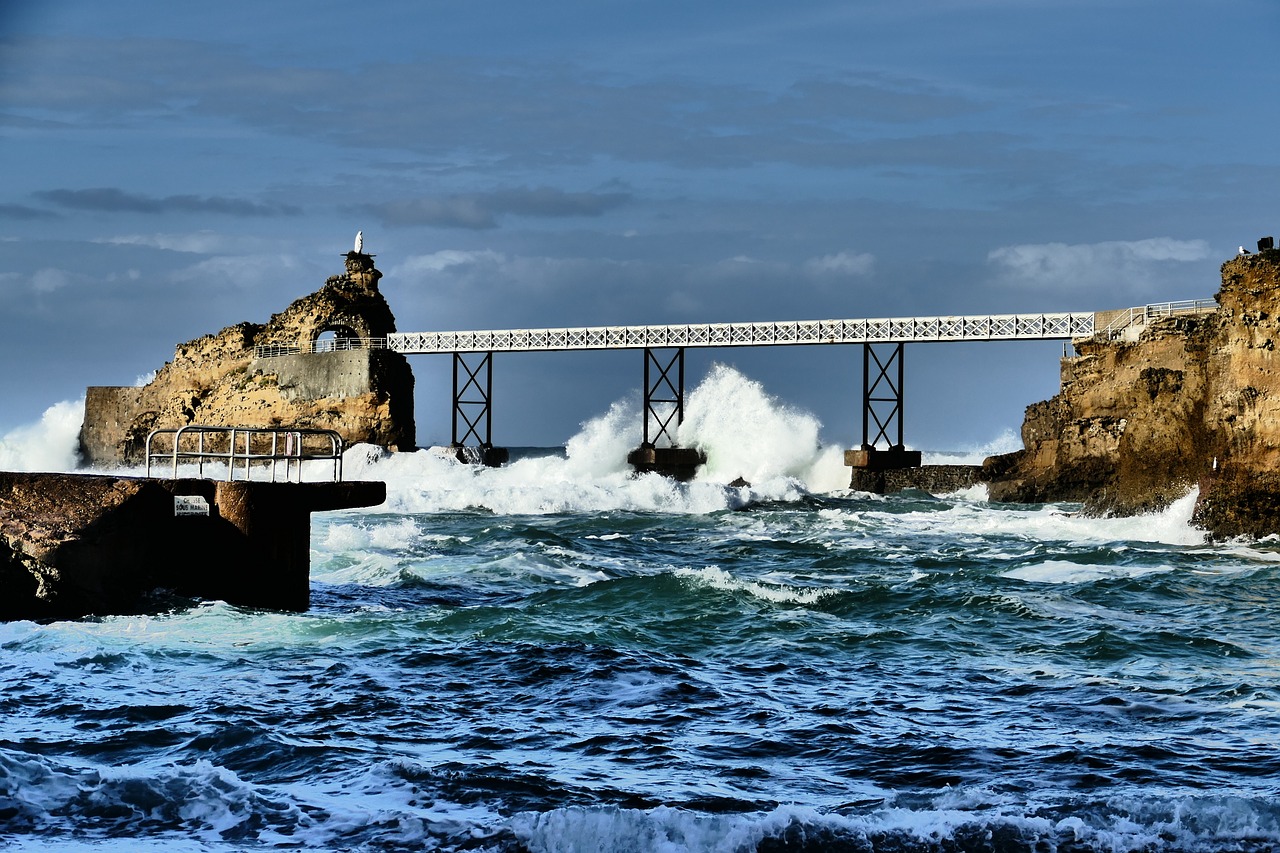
[0,398,85,472]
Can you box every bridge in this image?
[255,299,1216,476]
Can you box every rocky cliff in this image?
[79,251,415,466]
[985,249,1280,539]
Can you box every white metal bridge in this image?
[252,299,1215,457]
[385,310,1097,354]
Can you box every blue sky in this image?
[2,0,1277,451]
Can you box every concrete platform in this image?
[0,472,385,620]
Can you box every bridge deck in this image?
[388,311,1097,354]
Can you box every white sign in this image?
[174,495,210,517]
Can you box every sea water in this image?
[2,367,1279,852]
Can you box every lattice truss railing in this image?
[388,312,1096,354]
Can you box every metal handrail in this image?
[1096,299,1217,338]
[254,337,387,359]
[144,425,345,482]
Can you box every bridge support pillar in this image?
[847,342,920,490]
[451,352,508,467]
[627,347,706,480]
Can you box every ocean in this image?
[2,367,1279,852]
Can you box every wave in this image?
[0,398,84,473]
[6,742,1277,853]
[508,795,1280,853]
[341,364,999,516]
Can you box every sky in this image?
[1,0,1277,453]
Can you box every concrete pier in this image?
[627,446,707,481]
[847,464,984,495]
[0,472,384,620]
[845,445,983,494]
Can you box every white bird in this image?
[354,231,364,253]
[1240,245,1252,255]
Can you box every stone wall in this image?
[79,252,416,466]
[985,249,1280,538]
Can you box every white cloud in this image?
[987,237,1212,294]
[32,267,73,293]
[94,231,232,254]
[168,253,303,289]
[390,250,507,278]
[804,250,875,277]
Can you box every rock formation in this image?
[79,251,415,466]
[985,248,1280,539]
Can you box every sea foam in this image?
[344,365,873,515]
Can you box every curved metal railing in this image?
[145,425,345,482]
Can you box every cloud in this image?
[0,203,60,220]
[987,237,1212,295]
[93,231,238,254]
[804,251,875,277]
[35,188,300,217]
[390,250,508,276]
[168,253,305,290]
[368,186,632,229]
[31,267,73,293]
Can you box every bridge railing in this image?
[144,425,345,482]
[254,338,387,359]
[386,312,1098,353]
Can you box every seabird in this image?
[1240,246,1251,255]
[354,231,364,253]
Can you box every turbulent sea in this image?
[3,368,1280,852]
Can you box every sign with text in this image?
[174,495,210,517]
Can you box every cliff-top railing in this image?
[145,425,345,482]
[1094,299,1218,340]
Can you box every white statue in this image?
[354,231,364,253]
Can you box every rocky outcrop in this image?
[80,252,415,466]
[986,249,1280,538]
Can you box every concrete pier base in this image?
[844,446,923,471]
[627,446,707,481]
[844,445,983,494]
[0,473,385,620]
[453,445,509,467]
[847,464,985,495]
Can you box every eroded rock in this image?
[986,249,1280,538]
[80,251,415,466]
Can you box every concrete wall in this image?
[81,385,147,467]
[252,348,381,401]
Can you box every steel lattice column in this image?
[642,348,685,448]
[862,342,905,450]
[452,351,494,447]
